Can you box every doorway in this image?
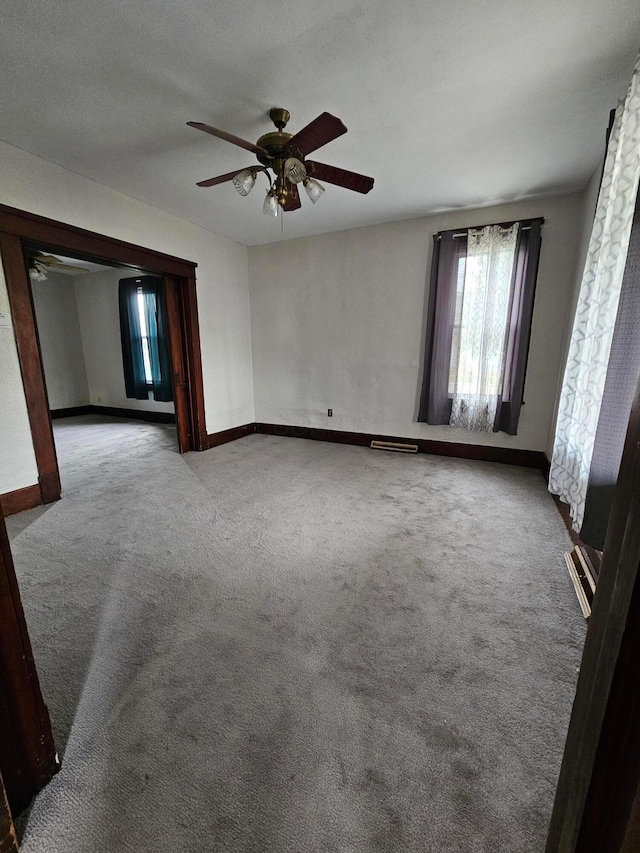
[0,203,207,511]
[26,250,179,487]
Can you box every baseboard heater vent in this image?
[564,546,597,619]
[370,440,418,454]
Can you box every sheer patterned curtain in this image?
[449,224,518,431]
[549,52,640,530]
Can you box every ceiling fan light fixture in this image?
[232,168,257,196]
[283,157,307,185]
[263,189,279,217]
[29,262,48,282]
[303,177,325,204]
[189,109,374,217]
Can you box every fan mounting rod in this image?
[269,107,290,130]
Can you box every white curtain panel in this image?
[549,52,640,531]
[450,223,518,431]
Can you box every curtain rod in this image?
[451,225,533,238]
[437,217,544,240]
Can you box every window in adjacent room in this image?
[136,287,154,386]
[119,275,174,402]
[418,218,543,434]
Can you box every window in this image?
[448,254,466,394]
[418,218,542,435]
[136,287,154,386]
[118,276,174,403]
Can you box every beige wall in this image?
[0,140,254,494]
[32,272,90,409]
[249,193,586,453]
[74,269,174,413]
[0,263,38,492]
[0,135,594,497]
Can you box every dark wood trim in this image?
[0,203,196,278]
[546,378,640,851]
[0,513,58,816]
[3,409,176,518]
[0,203,206,517]
[38,471,61,504]
[117,418,552,473]
[163,276,190,451]
[204,423,256,449]
[51,405,176,424]
[85,405,176,424]
[254,423,549,471]
[0,486,42,517]
[0,421,551,517]
[183,275,207,451]
[50,405,92,419]
[0,771,19,853]
[0,233,60,505]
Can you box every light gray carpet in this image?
[7,416,585,852]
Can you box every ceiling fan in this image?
[187,108,374,215]
[28,252,90,281]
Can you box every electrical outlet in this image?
[328,408,333,417]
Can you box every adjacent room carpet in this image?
[6,416,585,852]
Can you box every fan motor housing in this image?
[256,131,294,166]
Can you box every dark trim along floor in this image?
[50,406,176,424]
[1,419,550,516]
[253,423,549,471]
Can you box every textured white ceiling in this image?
[1,1,639,246]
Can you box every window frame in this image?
[418,217,543,435]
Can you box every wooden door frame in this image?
[546,377,640,851]
[0,767,19,853]
[0,204,208,506]
[0,509,58,817]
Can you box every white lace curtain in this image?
[449,223,518,431]
[549,51,640,531]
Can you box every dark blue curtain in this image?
[119,277,148,400]
[144,281,174,402]
[119,276,174,403]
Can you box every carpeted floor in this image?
[7,416,585,852]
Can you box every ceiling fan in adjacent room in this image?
[27,252,91,281]
[187,108,374,215]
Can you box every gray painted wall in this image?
[0,263,38,491]
[0,140,254,495]
[249,192,586,453]
[32,268,175,415]
[32,271,90,409]
[74,269,174,414]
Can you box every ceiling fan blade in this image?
[56,265,90,274]
[35,254,90,273]
[187,122,269,156]
[288,112,347,156]
[196,167,254,188]
[283,183,301,212]
[35,253,65,263]
[307,161,374,194]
